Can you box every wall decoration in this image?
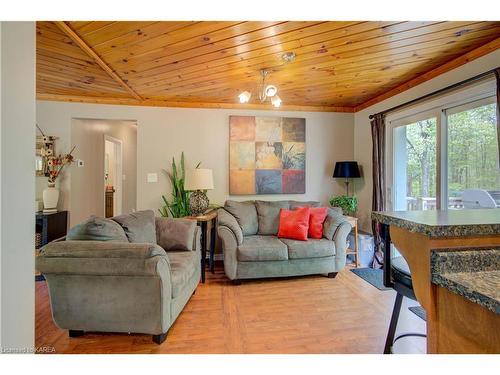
[36,135,57,177]
[229,115,306,195]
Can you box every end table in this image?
[344,215,359,268]
[185,210,218,283]
[35,210,69,281]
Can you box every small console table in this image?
[35,210,68,281]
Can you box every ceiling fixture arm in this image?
[259,69,269,102]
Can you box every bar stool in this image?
[384,255,426,354]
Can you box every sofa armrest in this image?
[155,217,197,251]
[217,208,241,280]
[333,221,352,269]
[193,226,201,253]
[36,241,171,277]
[217,208,243,245]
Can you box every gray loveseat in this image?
[36,210,200,345]
[217,200,352,283]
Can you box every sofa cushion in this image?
[281,238,335,259]
[237,235,288,262]
[277,207,310,241]
[289,201,321,209]
[309,207,329,239]
[112,210,157,244]
[156,217,197,251]
[323,210,347,240]
[224,200,258,235]
[167,251,198,298]
[255,200,290,235]
[66,216,128,242]
[328,207,343,216]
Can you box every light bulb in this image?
[265,85,277,97]
[238,91,251,103]
[271,95,282,108]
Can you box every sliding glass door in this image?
[388,95,499,211]
[445,98,499,208]
[393,116,437,211]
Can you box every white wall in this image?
[354,49,500,232]
[0,20,3,349]
[36,102,355,221]
[70,119,137,226]
[0,22,35,351]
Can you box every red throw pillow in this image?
[308,207,329,239]
[277,207,310,241]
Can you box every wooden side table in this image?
[185,210,217,283]
[344,215,359,268]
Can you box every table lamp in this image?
[184,168,214,216]
[333,161,360,196]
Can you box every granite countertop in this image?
[431,248,500,314]
[372,209,500,238]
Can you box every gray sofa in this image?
[217,200,352,283]
[36,210,200,344]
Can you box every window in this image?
[387,84,499,211]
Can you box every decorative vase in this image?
[43,183,59,213]
[189,190,209,216]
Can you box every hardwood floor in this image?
[35,264,424,354]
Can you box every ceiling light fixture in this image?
[281,52,296,63]
[264,84,278,98]
[271,95,282,108]
[237,69,282,107]
[238,91,251,103]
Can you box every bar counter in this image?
[372,209,500,353]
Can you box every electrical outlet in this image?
[147,173,158,183]
[77,159,84,167]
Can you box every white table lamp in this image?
[184,169,214,216]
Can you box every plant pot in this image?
[43,183,59,213]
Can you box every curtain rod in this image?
[368,67,498,120]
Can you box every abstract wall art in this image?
[229,115,306,195]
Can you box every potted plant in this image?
[160,152,205,218]
[329,195,358,216]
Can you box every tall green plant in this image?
[159,152,200,218]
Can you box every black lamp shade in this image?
[333,161,360,178]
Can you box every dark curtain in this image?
[495,68,500,169]
[370,113,386,269]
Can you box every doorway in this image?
[104,135,123,217]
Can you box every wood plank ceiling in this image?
[36,21,500,112]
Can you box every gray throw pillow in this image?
[66,216,128,242]
[156,217,197,251]
[224,200,258,235]
[290,201,321,209]
[112,210,157,244]
[255,200,290,235]
[323,209,346,240]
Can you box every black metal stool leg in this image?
[384,293,403,354]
